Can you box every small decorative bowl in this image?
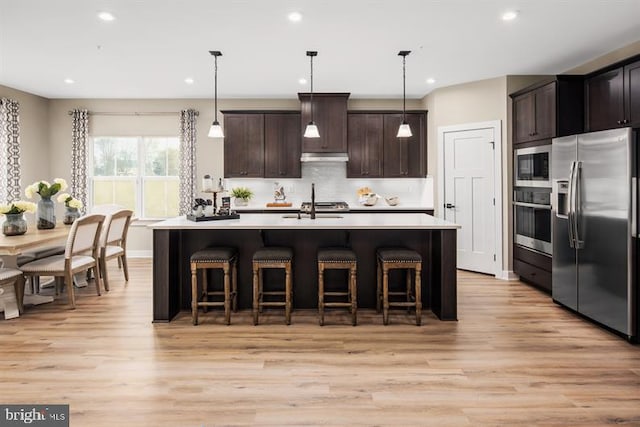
[385,196,400,206]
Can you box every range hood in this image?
[300,152,349,162]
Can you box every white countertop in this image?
[233,204,434,212]
[149,213,459,230]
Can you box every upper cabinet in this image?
[223,113,264,177]
[347,111,427,178]
[383,112,427,178]
[299,93,349,153]
[264,113,301,178]
[510,77,583,145]
[513,82,555,144]
[223,111,301,178]
[585,59,640,131]
[347,113,384,178]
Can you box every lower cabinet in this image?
[513,245,551,293]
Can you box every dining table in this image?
[0,223,70,317]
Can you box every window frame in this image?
[88,135,180,220]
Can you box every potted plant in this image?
[25,178,68,229]
[0,200,37,236]
[230,187,253,206]
[57,193,84,224]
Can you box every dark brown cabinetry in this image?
[383,113,426,177]
[585,59,640,131]
[223,113,264,177]
[264,113,301,178]
[299,93,349,153]
[513,246,551,293]
[511,77,583,145]
[347,113,384,178]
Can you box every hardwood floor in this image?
[1,260,638,426]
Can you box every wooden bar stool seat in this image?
[317,248,357,326]
[376,248,422,326]
[252,247,293,325]
[190,247,237,325]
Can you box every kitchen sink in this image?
[281,214,344,219]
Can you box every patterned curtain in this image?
[70,109,89,213]
[179,109,198,215]
[0,98,21,203]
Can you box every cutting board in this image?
[266,202,293,207]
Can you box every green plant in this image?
[25,178,68,199]
[230,187,253,200]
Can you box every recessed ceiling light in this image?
[502,10,518,21]
[98,11,116,21]
[288,12,302,22]
[64,78,75,84]
[184,77,194,84]
[426,78,436,84]
[298,78,307,85]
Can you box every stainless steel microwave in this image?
[515,145,551,188]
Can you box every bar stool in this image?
[317,248,357,326]
[252,247,293,325]
[190,247,237,325]
[376,248,422,326]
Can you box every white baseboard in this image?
[127,250,152,258]
[496,270,519,281]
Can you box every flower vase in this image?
[2,213,27,236]
[63,207,81,225]
[37,197,56,229]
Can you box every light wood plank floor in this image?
[1,260,638,426]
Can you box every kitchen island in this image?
[149,213,460,322]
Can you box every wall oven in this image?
[515,145,551,188]
[514,187,552,255]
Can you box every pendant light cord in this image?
[310,55,314,123]
[402,55,406,122]
[214,55,219,123]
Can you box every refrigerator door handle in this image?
[633,177,637,238]
[567,161,576,248]
[574,161,584,249]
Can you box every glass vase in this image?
[63,207,81,225]
[2,213,28,236]
[37,197,56,229]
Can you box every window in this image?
[90,136,179,219]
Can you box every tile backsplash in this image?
[220,163,433,209]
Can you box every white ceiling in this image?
[1,0,639,100]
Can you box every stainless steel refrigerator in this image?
[552,128,637,340]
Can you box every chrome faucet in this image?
[310,183,316,219]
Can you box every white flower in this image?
[54,178,68,191]
[25,185,35,199]
[13,201,36,213]
[68,198,83,209]
[40,180,50,187]
[0,204,10,214]
[57,193,70,203]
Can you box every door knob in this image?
[445,203,455,209]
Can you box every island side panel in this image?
[152,229,181,322]
[431,228,458,320]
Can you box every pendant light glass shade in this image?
[304,51,320,138]
[208,50,224,138]
[397,122,413,137]
[397,50,412,138]
[304,122,320,138]
[208,121,224,138]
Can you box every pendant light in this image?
[397,50,413,138]
[208,50,224,138]
[303,51,320,138]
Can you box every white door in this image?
[443,127,495,274]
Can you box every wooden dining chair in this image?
[20,214,105,309]
[98,209,133,291]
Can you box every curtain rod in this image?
[66,111,198,116]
